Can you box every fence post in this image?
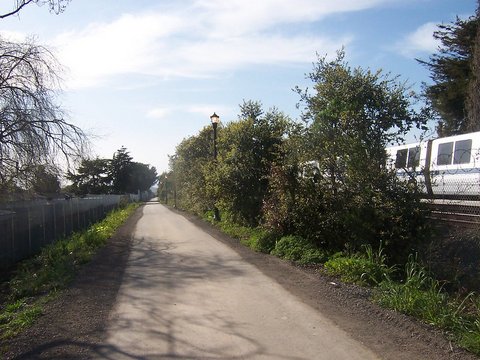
[28,207,32,254]
[42,204,46,245]
[53,203,57,241]
[11,214,15,266]
[63,202,66,238]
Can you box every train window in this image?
[407,146,420,168]
[395,149,407,168]
[453,139,472,164]
[437,142,453,165]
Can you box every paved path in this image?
[96,203,379,359]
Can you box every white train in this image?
[386,131,480,198]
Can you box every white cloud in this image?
[193,0,385,37]
[51,0,388,89]
[0,30,27,42]
[187,105,233,118]
[146,107,172,119]
[146,104,233,122]
[395,22,440,57]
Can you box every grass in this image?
[372,256,480,354]
[0,203,139,342]
[204,212,279,254]
[326,249,480,355]
[0,298,46,340]
[324,245,395,286]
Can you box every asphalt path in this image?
[95,202,379,360]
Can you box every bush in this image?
[263,157,429,266]
[242,228,279,253]
[271,235,326,264]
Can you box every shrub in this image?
[242,228,279,253]
[271,235,326,264]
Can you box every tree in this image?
[67,152,157,195]
[127,162,158,193]
[286,50,429,262]
[207,101,290,226]
[109,147,133,194]
[107,147,157,194]
[66,158,111,195]
[297,50,427,192]
[0,36,88,194]
[0,0,70,19]
[31,164,60,194]
[466,3,480,131]
[169,127,213,214]
[418,15,478,136]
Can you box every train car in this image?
[386,131,480,198]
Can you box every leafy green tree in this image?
[170,127,213,214]
[127,162,158,193]
[276,50,430,262]
[466,4,480,131]
[297,50,427,190]
[419,15,478,135]
[207,101,290,226]
[110,147,133,194]
[31,165,60,195]
[67,152,157,195]
[66,158,111,195]
[157,171,175,205]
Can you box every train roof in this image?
[386,130,480,150]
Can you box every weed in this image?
[324,244,394,286]
[271,235,326,264]
[0,203,138,342]
[373,255,480,355]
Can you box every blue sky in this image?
[0,0,477,173]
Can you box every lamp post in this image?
[164,175,168,205]
[210,112,220,221]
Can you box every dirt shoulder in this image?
[2,204,478,359]
[1,206,143,360]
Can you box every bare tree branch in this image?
[0,36,89,193]
[0,0,70,19]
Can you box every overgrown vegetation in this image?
[373,255,480,354]
[271,235,326,265]
[168,50,429,264]
[163,19,480,354]
[0,203,138,341]
[324,245,395,286]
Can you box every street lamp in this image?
[210,112,220,221]
[210,112,219,160]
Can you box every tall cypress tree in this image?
[418,13,478,136]
[466,2,480,132]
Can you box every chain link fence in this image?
[0,194,139,269]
